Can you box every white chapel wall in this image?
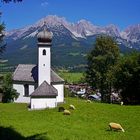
[53,84,64,103]
[31,98,57,109]
[13,84,35,103]
[29,85,34,95]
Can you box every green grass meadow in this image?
[58,72,84,83]
[0,98,140,140]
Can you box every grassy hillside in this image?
[0,98,140,140]
[58,71,84,83]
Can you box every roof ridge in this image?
[51,69,64,82]
[12,64,20,78]
[19,64,36,66]
[30,80,58,97]
[13,65,64,83]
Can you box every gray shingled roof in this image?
[13,64,64,83]
[30,81,58,97]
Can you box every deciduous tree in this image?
[113,52,140,104]
[85,36,120,102]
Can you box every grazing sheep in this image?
[86,100,91,103]
[58,107,65,112]
[109,122,125,132]
[121,101,123,106]
[69,104,76,110]
[63,109,71,115]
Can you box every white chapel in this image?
[12,27,64,109]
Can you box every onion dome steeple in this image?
[37,21,53,43]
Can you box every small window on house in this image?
[24,84,29,97]
[43,49,46,55]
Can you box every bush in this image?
[2,73,19,103]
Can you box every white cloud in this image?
[41,1,48,7]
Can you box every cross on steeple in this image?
[43,21,47,31]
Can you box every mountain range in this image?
[3,15,140,68]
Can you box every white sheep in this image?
[86,100,91,103]
[109,122,125,132]
[63,109,71,115]
[69,104,76,110]
[121,101,124,106]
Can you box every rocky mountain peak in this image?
[121,24,140,42]
[34,15,70,27]
[5,15,140,48]
[103,24,120,37]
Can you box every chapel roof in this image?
[30,81,58,97]
[13,64,64,84]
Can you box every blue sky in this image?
[1,0,140,31]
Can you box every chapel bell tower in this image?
[37,25,53,86]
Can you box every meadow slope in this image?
[0,98,140,140]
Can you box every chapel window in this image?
[43,49,46,55]
[24,84,29,97]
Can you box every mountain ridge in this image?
[6,15,140,43]
[3,15,140,68]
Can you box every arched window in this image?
[43,49,46,55]
[24,84,29,97]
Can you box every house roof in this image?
[13,64,64,83]
[30,81,58,97]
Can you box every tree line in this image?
[85,36,140,105]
